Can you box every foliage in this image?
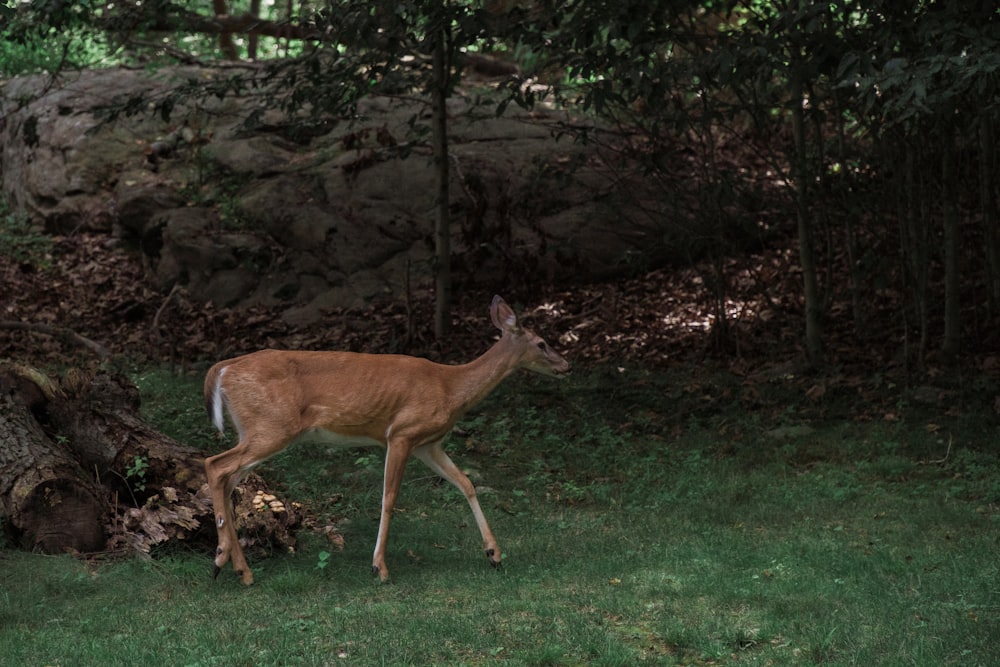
[1,364,998,664]
[124,454,149,493]
[0,0,116,74]
[509,0,1000,364]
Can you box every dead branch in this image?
[0,321,109,361]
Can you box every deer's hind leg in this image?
[204,443,260,585]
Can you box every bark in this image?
[980,117,1000,313]
[0,368,105,553]
[0,363,303,557]
[899,139,930,365]
[941,139,960,361]
[212,0,239,60]
[789,71,822,365]
[247,0,262,60]
[832,90,865,336]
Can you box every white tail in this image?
[203,295,569,584]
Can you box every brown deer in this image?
[203,295,570,584]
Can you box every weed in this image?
[125,455,149,492]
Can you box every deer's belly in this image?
[292,427,384,450]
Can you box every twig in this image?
[152,284,182,371]
[0,321,108,361]
[919,435,953,466]
[152,284,182,341]
[126,39,207,66]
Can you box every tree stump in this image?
[0,362,302,557]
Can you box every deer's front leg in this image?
[414,442,501,569]
[372,443,410,582]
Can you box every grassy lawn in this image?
[1,365,998,666]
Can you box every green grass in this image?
[1,365,998,665]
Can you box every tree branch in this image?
[0,322,109,361]
[117,8,324,42]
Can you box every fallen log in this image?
[0,367,105,553]
[0,362,302,557]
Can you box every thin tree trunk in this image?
[790,71,822,364]
[981,117,1000,313]
[247,0,262,60]
[212,0,239,60]
[900,139,930,367]
[831,89,865,336]
[809,88,834,311]
[699,94,730,352]
[432,25,452,340]
[941,137,960,361]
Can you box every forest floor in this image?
[2,220,999,427]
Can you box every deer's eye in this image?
[537,341,547,351]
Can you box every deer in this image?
[203,295,570,584]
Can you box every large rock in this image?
[0,66,667,316]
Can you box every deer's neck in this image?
[450,337,520,415]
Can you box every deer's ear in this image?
[490,295,518,332]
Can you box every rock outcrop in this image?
[1,66,663,323]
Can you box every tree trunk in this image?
[248,0,262,60]
[432,24,453,340]
[789,71,823,365]
[897,138,930,367]
[941,138,960,361]
[980,117,1000,313]
[212,0,239,60]
[0,363,303,557]
[832,90,865,337]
